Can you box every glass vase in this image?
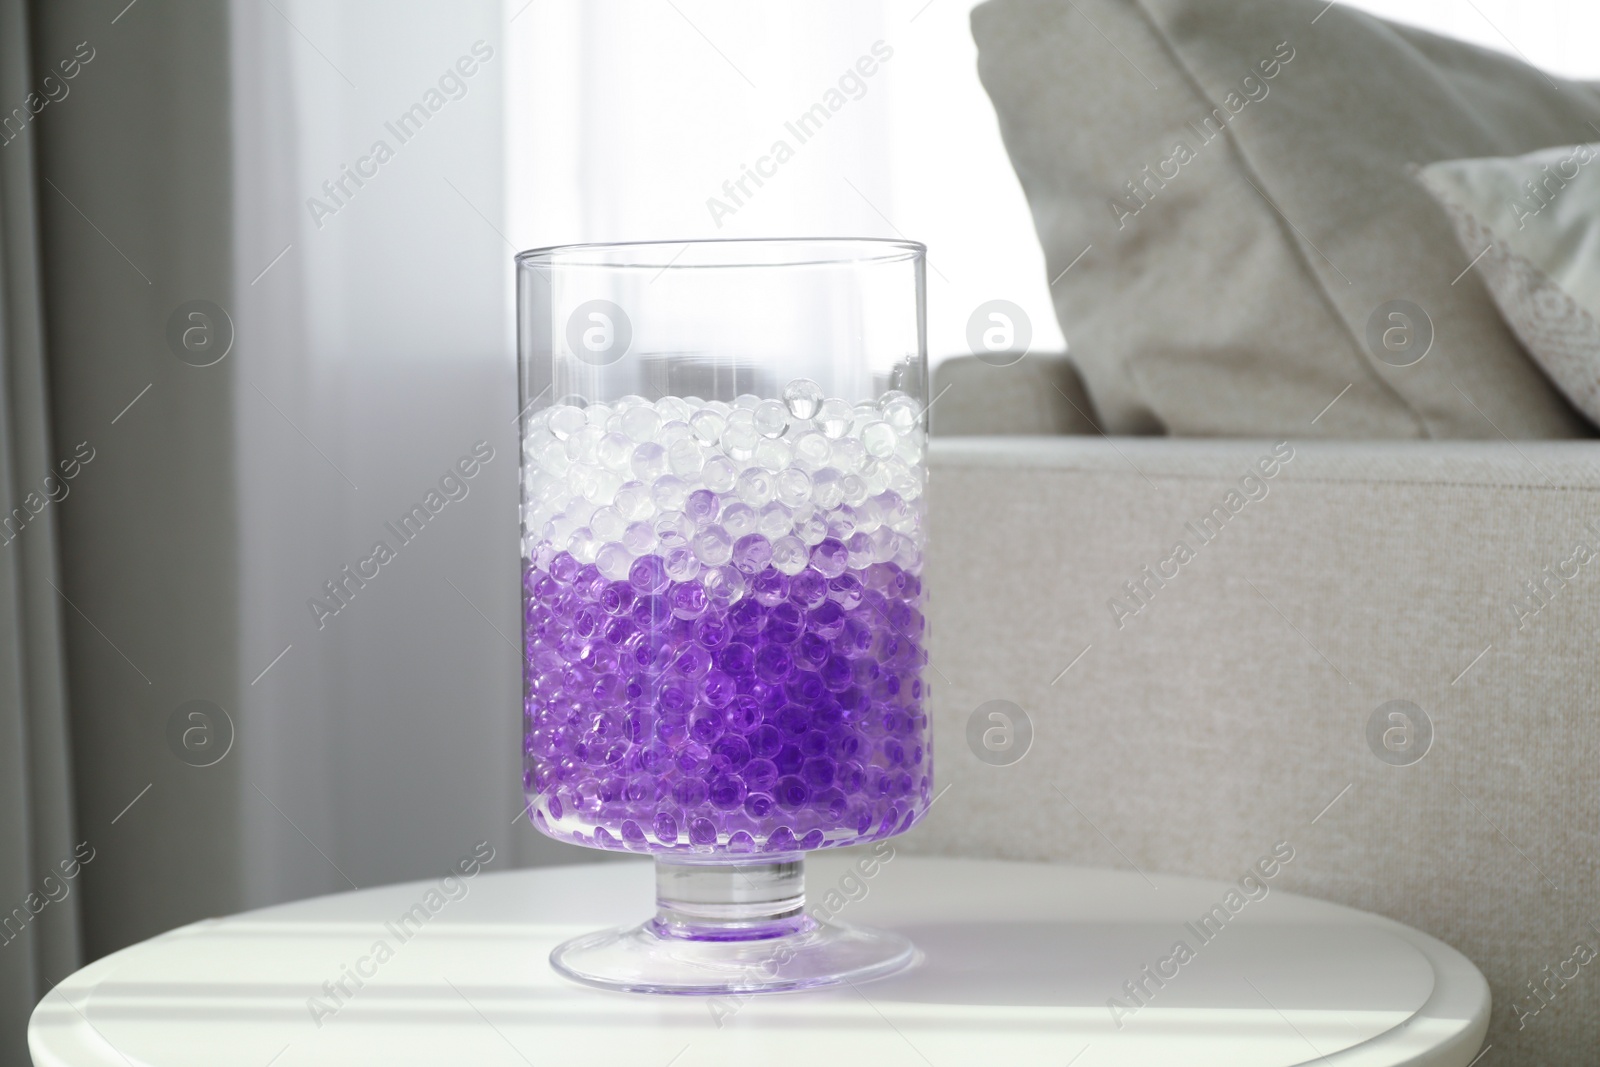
[516,238,931,994]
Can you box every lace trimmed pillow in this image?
[1418,144,1600,426]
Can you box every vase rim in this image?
[516,236,926,271]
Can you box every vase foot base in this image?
[550,919,917,995]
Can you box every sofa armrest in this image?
[918,436,1600,1062]
[932,353,1101,436]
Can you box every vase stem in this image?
[651,855,813,942]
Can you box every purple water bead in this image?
[709,774,747,810]
[689,817,718,846]
[700,670,737,708]
[717,642,755,677]
[743,758,778,792]
[689,708,727,745]
[725,695,761,733]
[810,539,848,579]
[765,602,803,643]
[729,598,765,636]
[694,615,732,650]
[789,569,828,609]
[550,552,580,584]
[755,644,794,683]
[628,555,671,595]
[751,567,790,606]
[672,778,709,807]
[748,725,783,759]
[802,756,836,788]
[732,533,773,574]
[652,811,678,844]
[744,792,775,819]
[808,600,847,639]
[711,734,750,769]
[765,826,797,853]
[800,829,826,850]
[669,581,708,619]
[774,775,810,810]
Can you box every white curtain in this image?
[231,0,560,908]
[506,0,1066,365]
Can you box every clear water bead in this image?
[882,395,920,434]
[690,409,725,445]
[861,421,897,458]
[722,425,759,462]
[737,467,775,506]
[631,442,668,481]
[754,399,789,438]
[621,405,663,443]
[549,405,587,440]
[817,398,853,439]
[783,378,824,420]
[775,467,812,507]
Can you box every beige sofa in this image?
[913,355,1599,1065]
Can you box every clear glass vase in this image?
[516,238,930,994]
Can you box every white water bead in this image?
[615,481,654,521]
[830,436,867,473]
[690,410,725,446]
[658,420,692,447]
[882,395,920,434]
[537,439,572,476]
[596,541,632,580]
[828,508,856,540]
[861,420,897,459]
[796,512,829,546]
[663,544,701,582]
[775,467,812,507]
[758,501,792,539]
[621,405,663,443]
[652,474,689,512]
[722,424,759,461]
[582,468,622,506]
[655,510,695,547]
[816,398,853,439]
[564,497,597,528]
[656,396,693,423]
[870,525,899,563]
[702,455,737,493]
[692,524,733,566]
[734,393,762,411]
[590,505,626,542]
[783,378,824,420]
[736,467,776,507]
[754,437,792,471]
[721,501,758,538]
[753,399,789,438]
[597,432,634,471]
[566,527,599,564]
[811,468,845,510]
[564,425,603,463]
[668,438,705,478]
[841,473,869,507]
[771,534,809,575]
[584,402,612,427]
[632,442,669,481]
[622,520,656,555]
[548,404,587,440]
[702,564,747,608]
[793,431,831,471]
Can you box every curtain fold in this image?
[0,0,80,1061]
[28,0,243,979]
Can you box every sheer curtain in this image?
[505,0,1066,366]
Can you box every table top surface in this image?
[30,853,1489,1067]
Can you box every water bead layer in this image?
[521,384,930,855]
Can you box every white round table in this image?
[29,855,1489,1066]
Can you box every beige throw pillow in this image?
[971,0,1600,437]
[1419,144,1600,428]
